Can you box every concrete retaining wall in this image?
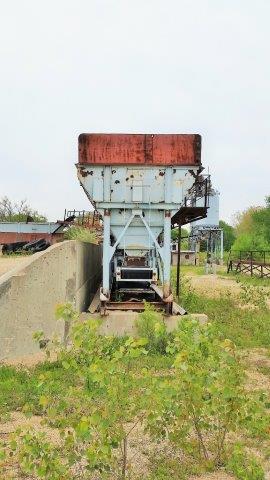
[0,241,101,360]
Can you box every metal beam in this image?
[139,213,164,261]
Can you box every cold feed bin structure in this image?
[77,133,203,314]
[189,189,224,265]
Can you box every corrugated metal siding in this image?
[0,222,62,234]
[78,134,201,166]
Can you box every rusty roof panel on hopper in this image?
[78,134,201,166]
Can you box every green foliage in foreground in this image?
[1,303,269,479]
[64,225,97,243]
[136,302,169,354]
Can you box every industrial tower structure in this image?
[189,188,224,267]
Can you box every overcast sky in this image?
[0,0,269,223]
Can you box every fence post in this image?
[239,251,242,272]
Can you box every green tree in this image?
[219,220,236,251]
[233,206,259,236]
[252,196,270,245]
[0,196,47,222]
[171,227,189,249]
[232,197,270,252]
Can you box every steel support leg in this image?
[102,209,111,297]
[163,211,172,313]
[176,225,181,298]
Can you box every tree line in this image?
[221,195,270,252]
[0,196,47,223]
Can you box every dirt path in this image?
[190,473,235,480]
[188,272,270,309]
[0,255,30,277]
[188,274,241,298]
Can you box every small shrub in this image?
[8,429,69,480]
[147,319,267,466]
[64,226,97,243]
[136,303,169,354]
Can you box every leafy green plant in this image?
[2,429,68,480]
[28,309,151,479]
[55,302,80,346]
[3,299,270,479]
[136,302,169,354]
[147,319,263,466]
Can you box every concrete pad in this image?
[165,313,208,332]
[80,311,208,337]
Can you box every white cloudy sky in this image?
[0,0,269,223]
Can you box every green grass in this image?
[0,252,31,258]
[0,361,77,417]
[176,264,227,276]
[179,265,206,276]
[257,365,270,377]
[187,294,270,348]
[0,356,174,421]
[0,366,36,416]
[225,271,270,287]
[146,454,202,479]
[172,269,270,349]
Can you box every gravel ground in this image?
[0,255,29,277]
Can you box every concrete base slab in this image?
[80,311,208,336]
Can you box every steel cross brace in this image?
[107,210,164,264]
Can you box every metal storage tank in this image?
[192,190,219,227]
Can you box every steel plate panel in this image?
[78,133,201,166]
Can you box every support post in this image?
[163,211,172,299]
[220,229,224,265]
[102,209,111,296]
[176,224,181,298]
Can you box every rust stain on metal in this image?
[78,133,201,166]
[78,166,90,177]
